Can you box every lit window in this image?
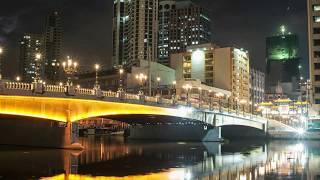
[314,16,320,23]
[314,5,320,11]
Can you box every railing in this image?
[5,82,33,90]
[45,85,66,93]
[125,93,139,100]
[102,90,117,98]
[76,88,94,95]
[145,96,157,103]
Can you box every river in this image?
[0,136,319,179]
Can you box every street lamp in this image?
[216,92,224,112]
[183,84,192,106]
[119,68,124,91]
[240,99,247,116]
[156,77,161,96]
[94,64,100,89]
[34,53,42,83]
[208,90,213,110]
[62,57,78,86]
[198,87,202,108]
[0,47,3,80]
[16,76,21,82]
[135,73,147,95]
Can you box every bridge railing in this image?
[102,90,117,98]
[5,82,33,90]
[76,88,94,95]
[45,85,66,93]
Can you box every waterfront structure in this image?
[44,11,63,83]
[170,43,250,108]
[19,34,44,83]
[308,0,320,115]
[265,26,300,92]
[158,0,176,66]
[168,0,211,56]
[250,69,265,105]
[112,0,158,67]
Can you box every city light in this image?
[16,76,21,82]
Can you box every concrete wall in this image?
[128,124,221,142]
[221,125,266,140]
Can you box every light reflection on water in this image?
[0,136,319,179]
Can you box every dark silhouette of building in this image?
[44,11,62,83]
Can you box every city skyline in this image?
[0,0,307,78]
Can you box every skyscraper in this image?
[112,0,127,67]
[265,26,300,93]
[308,0,320,110]
[112,0,159,68]
[169,1,211,55]
[19,34,44,82]
[44,11,62,83]
[158,0,176,66]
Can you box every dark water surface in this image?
[0,136,319,179]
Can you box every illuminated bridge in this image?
[0,81,268,148]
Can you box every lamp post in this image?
[172,80,176,100]
[94,64,100,89]
[235,97,239,114]
[0,47,3,80]
[62,57,78,86]
[216,93,224,112]
[156,77,161,96]
[198,87,202,108]
[119,68,124,91]
[208,90,213,110]
[240,99,247,116]
[34,53,42,83]
[136,73,147,95]
[183,84,192,106]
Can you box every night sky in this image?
[0,0,308,79]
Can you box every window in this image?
[315,51,320,58]
[314,5,320,11]
[314,16,320,23]
[315,63,320,70]
[315,39,320,46]
[315,75,320,81]
[316,87,320,93]
[314,28,320,34]
[315,99,320,104]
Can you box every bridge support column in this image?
[64,109,83,149]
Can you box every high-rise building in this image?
[44,11,62,83]
[265,26,300,92]
[19,34,44,82]
[170,44,250,105]
[158,0,176,66]
[168,1,211,56]
[250,69,265,105]
[112,0,158,68]
[113,0,128,67]
[308,0,320,108]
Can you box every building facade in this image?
[169,1,211,55]
[250,69,265,105]
[158,0,176,66]
[265,26,300,92]
[308,0,320,111]
[19,34,44,83]
[44,11,62,83]
[112,0,127,67]
[170,44,250,106]
[112,0,159,68]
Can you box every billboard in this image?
[266,34,299,61]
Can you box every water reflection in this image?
[0,136,319,179]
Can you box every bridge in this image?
[0,81,269,148]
